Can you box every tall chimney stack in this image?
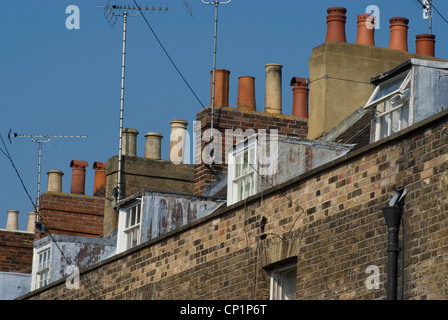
[47,169,64,192]
[211,69,230,108]
[389,17,409,52]
[356,14,375,46]
[122,128,139,156]
[6,210,19,231]
[290,77,310,119]
[70,160,89,195]
[325,7,347,43]
[170,119,188,164]
[144,132,163,160]
[265,63,283,114]
[237,76,256,112]
[416,34,436,57]
[93,162,107,197]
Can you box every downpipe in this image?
[382,206,402,300]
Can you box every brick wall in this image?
[22,110,448,300]
[37,192,105,239]
[194,106,308,195]
[0,230,34,273]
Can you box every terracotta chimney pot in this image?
[210,69,230,108]
[122,128,139,156]
[356,14,375,46]
[265,63,283,114]
[27,212,36,232]
[47,169,64,192]
[290,77,310,119]
[237,76,256,111]
[416,34,436,57]
[70,160,89,195]
[6,210,19,231]
[93,162,107,197]
[326,7,347,43]
[144,132,163,160]
[389,17,409,52]
[170,119,188,164]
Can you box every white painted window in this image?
[117,201,142,253]
[31,244,52,290]
[270,263,297,300]
[227,136,257,206]
[365,71,412,142]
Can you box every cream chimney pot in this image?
[265,63,283,114]
[122,128,139,156]
[6,210,19,231]
[170,119,188,164]
[47,170,64,192]
[27,212,36,232]
[145,132,163,160]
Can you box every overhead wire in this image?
[132,0,211,118]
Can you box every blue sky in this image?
[1,0,447,230]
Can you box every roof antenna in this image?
[201,0,231,166]
[7,131,87,217]
[422,0,433,34]
[95,1,167,203]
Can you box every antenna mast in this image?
[8,131,88,216]
[95,1,167,202]
[201,0,231,154]
[422,0,433,33]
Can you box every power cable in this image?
[132,0,211,117]
[0,134,36,210]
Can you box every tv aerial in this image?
[201,0,231,146]
[7,130,88,215]
[95,0,168,202]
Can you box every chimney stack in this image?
[27,212,36,232]
[93,162,107,197]
[356,14,375,46]
[265,63,283,114]
[237,76,256,112]
[389,17,409,52]
[170,119,188,164]
[70,160,89,195]
[122,128,139,156]
[211,69,230,108]
[416,34,436,57]
[325,7,347,43]
[290,77,310,119]
[6,210,19,231]
[47,169,64,192]
[144,132,163,160]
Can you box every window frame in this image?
[31,243,52,290]
[365,71,414,142]
[227,135,258,206]
[117,200,143,254]
[270,263,297,300]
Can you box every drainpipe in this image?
[383,206,401,300]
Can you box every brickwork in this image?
[22,110,448,300]
[37,192,105,239]
[194,106,308,195]
[0,230,34,273]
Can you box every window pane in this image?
[282,269,297,300]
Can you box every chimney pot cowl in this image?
[93,161,107,170]
[70,160,89,169]
[290,77,310,87]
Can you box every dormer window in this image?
[117,201,142,254]
[365,70,412,142]
[227,135,258,206]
